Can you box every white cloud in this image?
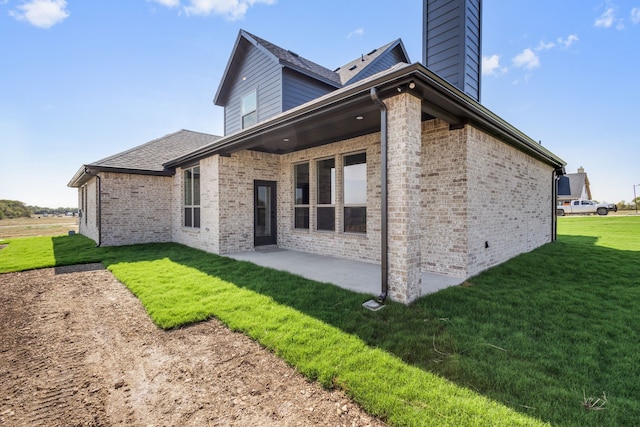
[183,0,276,20]
[149,0,180,7]
[595,7,615,27]
[512,48,540,70]
[9,0,69,29]
[347,28,364,39]
[482,54,506,76]
[631,7,640,24]
[558,34,578,49]
[535,40,555,51]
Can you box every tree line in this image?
[0,200,77,220]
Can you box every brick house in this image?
[69,0,566,304]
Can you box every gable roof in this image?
[214,30,411,106]
[68,129,221,187]
[214,30,342,105]
[334,39,410,86]
[558,172,591,199]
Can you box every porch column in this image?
[386,92,423,304]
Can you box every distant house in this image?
[69,0,566,304]
[557,167,592,205]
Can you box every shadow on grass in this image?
[52,235,640,426]
[52,234,104,268]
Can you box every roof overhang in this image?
[67,165,174,188]
[168,62,565,170]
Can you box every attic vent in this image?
[349,64,358,71]
[367,48,377,55]
[287,49,299,57]
[333,67,341,71]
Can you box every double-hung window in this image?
[241,90,257,129]
[316,158,335,231]
[343,153,366,233]
[184,166,200,228]
[294,163,310,229]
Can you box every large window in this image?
[184,166,200,228]
[241,90,257,129]
[294,163,309,229]
[316,158,335,231]
[343,153,366,233]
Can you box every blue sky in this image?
[1,0,639,207]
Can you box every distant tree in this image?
[0,200,33,219]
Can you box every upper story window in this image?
[343,153,366,233]
[184,166,200,228]
[241,90,257,129]
[316,158,336,231]
[294,163,310,229]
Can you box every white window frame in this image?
[183,165,201,228]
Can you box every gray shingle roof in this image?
[88,129,221,172]
[242,31,342,87]
[334,39,405,85]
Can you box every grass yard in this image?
[1,216,639,426]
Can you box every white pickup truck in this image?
[557,200,618,216]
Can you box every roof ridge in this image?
[89,129,220,166]
[241,30,341,87]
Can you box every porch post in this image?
[386,92,423,304]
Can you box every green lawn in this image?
[1,216,639,426]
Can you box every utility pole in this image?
[634,184,639,215]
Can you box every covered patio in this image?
[226,248,466,298]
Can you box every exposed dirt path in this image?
[0,265,385,426]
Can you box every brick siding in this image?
[99,173,173,246]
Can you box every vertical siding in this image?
[223,40,282,136]
[282,69,335,111]
[423,0,481,101]
[348,47,408,84]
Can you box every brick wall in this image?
[217,151,281,253]
[78,177,99,244]
[386,93,423,303]
[172,155,220,253]
[99,172,173,246]
[278,133,381,264]
[420,120,554,278]
[465,125,553,276]
[421,119,469,276]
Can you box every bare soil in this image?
[0,265,385,426]
[0,216,78,239]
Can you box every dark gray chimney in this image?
[423,0,482,102]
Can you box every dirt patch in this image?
[0,265,385,426]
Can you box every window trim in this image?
[183,165,201,229]
[316,157,336,231]
[241,89,257,129]
[293,162,310,230]
[342,151,367,234]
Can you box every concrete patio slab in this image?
[225,248,467,298]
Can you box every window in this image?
[343,153,366,233]
[81,185,87,225]
[316,158,335,231]
[184,166,200,228]
[294,163,309,229]
[241,90,257,129]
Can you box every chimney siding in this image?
[423,0,482,102]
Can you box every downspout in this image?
[96,174,102,247]
[552,169,559,242]
[370,87,388,303]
